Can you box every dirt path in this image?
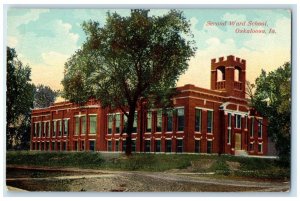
[6,166,290,192]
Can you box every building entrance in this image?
[235,133,241,150]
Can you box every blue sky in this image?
[7,8,291,94]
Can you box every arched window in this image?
[217,66,225,81]
[234,67,241,81]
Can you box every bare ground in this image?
[6,166,290,192]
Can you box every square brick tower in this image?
[210,55,246,98]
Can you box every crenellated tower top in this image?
[210,55,246,98]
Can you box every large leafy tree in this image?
[250,62,291,166]
[62,9,196,155]
[6,47,35,150]
[34,84,58,108]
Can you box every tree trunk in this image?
[125,105,136,156]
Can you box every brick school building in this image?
[30,55,268,155]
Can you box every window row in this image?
[31,140,96,152]
[33,115,97,138]
[107,108,185,134]
[33,120,68,138]
[194,140,213,154]
[194,109,213,133]
[106,139,184,153]
[249,142,263,153]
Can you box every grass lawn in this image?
[6,151,290,180]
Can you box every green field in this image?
[6,151,290,180]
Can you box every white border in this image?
[1,1,299,201]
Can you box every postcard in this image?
[6,7,291,193]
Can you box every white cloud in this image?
[8,9,49,33]
[222,13,247,21]
[41,51,69,66]
[30,51,70,90]
[53,20,80,44]
[21,9,49,25]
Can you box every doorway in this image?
[235,133,241,150]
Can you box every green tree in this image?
[62,9,196,155]
[250,62,291,166]
[34,84,58,108]
[6,47,35,150]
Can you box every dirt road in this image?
[6,167,290,192]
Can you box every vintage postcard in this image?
[5,7,291,193]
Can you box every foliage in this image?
[250,62,291,166]
[7,151,290,180]
[6,47,35,150]
[211,159,230,176]
[62,9,196,155]
[33,84,58,108]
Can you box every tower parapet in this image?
[210,55,246,98]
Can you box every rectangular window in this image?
[115,114,120,133]
[122,140,126,152]
[251,117,254,137]
[81,116,86,134]
[176,139,183,153]
[62,142,67,151]
[46,142,50,151]
[108,114,113,134]
[43,122,46,136]
[57,142,61,151]
[156,110,162,132]
[132,140,136,152]
[47,122,50,137]
[89,141,95,152]
[207,141,213,153]
[115,141,119,152]
[73,141,78,151]
[228,113,232,127]
[195,140,200,153]
[123,114,128,133]
[207,110,213,133]
[165,140,172,152]
[59,120,62,136]
[155,140,161,152]
[34,123,37,137]
[132,112,138,133]
[64,120,68,136]
[52,121,56,137]
[52,142,55,151]
[245,117,248,129]
[258,119,263,138]
[166,110,173,132]
[89,115,97,134]
[37,142,40,150]
[144,140,151,152]
[75,117,80,135]
[107,141,112,151]
[227,129,231,144]
[81,141,85,151]
[39,122,42,137]
[258,143,263,153]
[249,143,254,151]
[195,109,202,132]
[235,114,241,129]
[177,108,184,132]
[41,142,44,150]
[146,111,152,132]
